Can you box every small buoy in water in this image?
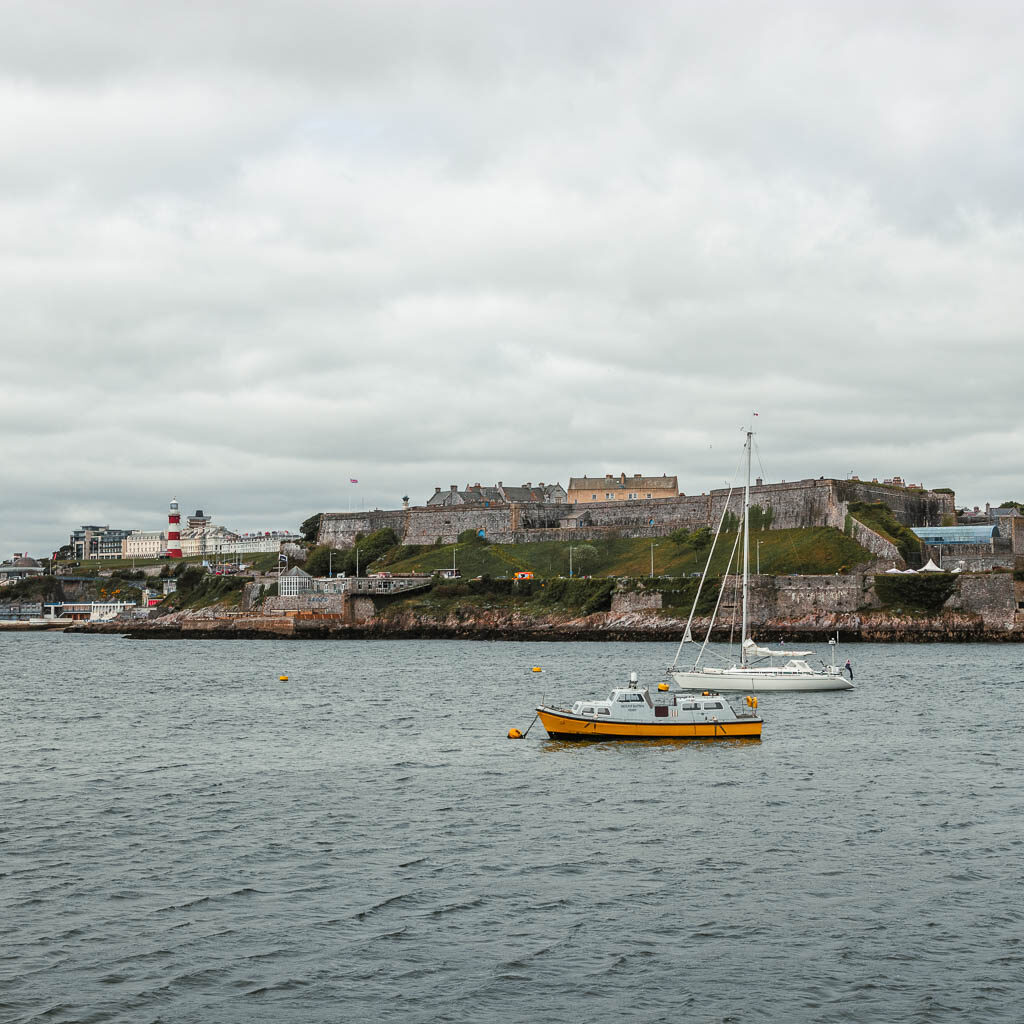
[531,666,542,673]
[279,675,289,681]
[508,728,524,739]
[658,682,669,691]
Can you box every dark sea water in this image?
[3,633,1024,1023]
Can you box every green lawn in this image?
[378,527,872,580]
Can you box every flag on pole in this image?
[279,553,287,563]
[350,478,359,484]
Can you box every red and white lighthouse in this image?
[167,498,182,558]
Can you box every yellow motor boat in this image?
[536,673,762,742]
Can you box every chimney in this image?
[606,474,613,480]
[498,481,502,487]
[434,487,441,493]
[756,477,763,486]
[451,484,458,492]
[620,473,626,484]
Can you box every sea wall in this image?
[944,572,1018,631]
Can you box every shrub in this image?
[176,566,207,592]
[303,545,348,578]
[749,504,774,530]
[458,528,489,546]
[873,573,958,611]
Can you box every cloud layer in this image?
[3,1,1023,554]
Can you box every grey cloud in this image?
[3,1,1023,556]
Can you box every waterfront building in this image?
[71,525,135,560]
[426,481,566,506]
[123,531,165,559]
[0,556,45,582]
[179,524,239,559]
[567,473,679,504]
[278,566,313,597]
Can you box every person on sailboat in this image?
[844,659,853,681]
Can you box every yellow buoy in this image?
[532,666,542,672]
[658,682,669,692]
[507,728,524,739]
[279,675,289,681]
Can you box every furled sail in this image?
[742,637,814,658]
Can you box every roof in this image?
[912,525,997,544]
[282,565,311,577]
[569,474,678,491]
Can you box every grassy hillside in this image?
[846,501,924,563]
[377,527,871,579]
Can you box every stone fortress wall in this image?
[318,478,956,551]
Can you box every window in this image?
[703,702,723,710]
[592,494,597,500]
[646,493,652,498]
[582,707,595,715]
[598,708,610,715]
[679,702,699,710]
[606,493,615,499]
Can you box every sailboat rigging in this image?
[668,427,854,693]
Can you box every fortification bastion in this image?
[317,478,955,549]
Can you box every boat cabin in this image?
[570,685,738,721]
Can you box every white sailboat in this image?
[668,428,854,693]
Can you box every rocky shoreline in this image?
[69,605,1023,642]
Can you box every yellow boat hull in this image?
[536,708,762,741]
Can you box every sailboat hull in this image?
[671,668,853,693]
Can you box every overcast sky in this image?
[3,0,1022,556]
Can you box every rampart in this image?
[318,479,955,550]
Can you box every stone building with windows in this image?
[123,531,165,559]
[426,481,566,507]
[567,473,679,504]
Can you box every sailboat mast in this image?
[741,428,752,665]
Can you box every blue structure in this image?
[912,525,997,545]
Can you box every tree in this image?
[304,544,346,578]
[300,513,323,543]
[668,527,690,546]
[571,544,599,574]
[690,526,713,551]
